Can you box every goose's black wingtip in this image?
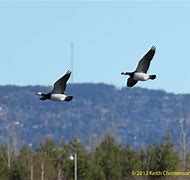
[151,46,156,51]
[66,70,72,75]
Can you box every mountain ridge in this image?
[0,84,189,151]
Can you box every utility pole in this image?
[69,151,77,180]
[41,145,44,180]
[74,152,77,180]
[30,151,33,180]
[30,162,33,180]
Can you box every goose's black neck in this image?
[44,92,51,99]
[126,72,134,78]
[40,92,51,100]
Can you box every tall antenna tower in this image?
[71,42,74,83]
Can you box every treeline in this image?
[0,134,187,180]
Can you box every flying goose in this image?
[121,46,156,87]
[36,70,73,101]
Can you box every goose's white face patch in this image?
[36,92,42,96]
[50,94,67,101]
[134,72,149,81]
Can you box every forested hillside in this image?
[0,84,190,151]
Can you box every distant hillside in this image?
[0,84,190,150]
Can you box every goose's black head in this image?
[121,72,134,78]
[37,92,51,100]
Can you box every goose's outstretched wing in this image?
[52,70,71,94]
[135,46,156,73]
[127,77,138,87]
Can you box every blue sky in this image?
[0,1,189,94]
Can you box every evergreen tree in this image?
[62,138,89,180]
[18,146,33,180]
[85,156,105,180]
[95,134,121,180]
[145,134,179,176]
[159,134,179,171]
[120,145,141,179]
[0,145,10,180]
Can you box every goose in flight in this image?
[121,46,156,87]
[36,70,73,101]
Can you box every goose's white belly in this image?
[50,94,66,101]
[134,72,149,81]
